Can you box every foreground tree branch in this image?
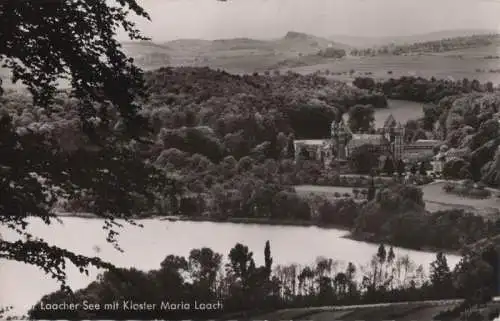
[0,0,175,300]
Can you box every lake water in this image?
[0,217,461,316]
[377,99,429,127]
[342,99,428,128]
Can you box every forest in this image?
[29,240,500,320]
[2,70,499,252]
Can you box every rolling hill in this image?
[2,30,500,90]
[120,31,350,72]
[329,29,499,47]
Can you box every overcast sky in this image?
[117,0,500,41]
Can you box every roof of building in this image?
[347,134,386,149]
[294,139,330,146]
[445,148,468,158]
[384,114,397,128]
[414,139,442,144]
[405,140,442,149]
[403,150,434,162]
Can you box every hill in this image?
[115,31,500,84]
[119,31,349,72]
[330,29,499,47]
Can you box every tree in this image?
[0,0,177,291]
[396,159,406,176]
[188,248,223,294]
[429,252,453,299]
[228,243,256,288]
[419,162,427,176]
[443,158,470,179]
[286,134,296,159]
[454,255,495,306]
[383,157,395,176]
[376,244,387,264]
[264,240,273,279]
[422,104,440,131]
[348,144,380,174]
[347,104,375,133]
[367,178,376,201]
[387,246,395,264]
[0,0,150,131]
[410,163,418,175]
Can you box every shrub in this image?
[442,182,492,199]
[443,183,455,193]
[487,308,499,320]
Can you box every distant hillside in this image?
[349,33,500,57]
[121,41,172,69]
[120,31,350,72]
[330,29,499,47]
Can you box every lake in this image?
[342,99,428,128]
[377,99,429,127]
[0,217,461,317]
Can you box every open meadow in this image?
[246,301,465,321]
[295,181,500,217]
[287,52,500,84]
[421,181,500,216]
[295,185,357,200]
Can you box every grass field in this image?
[295,185,356,200]
[249,302,463,321]
[295,182,500,217]
[421,182,500,214]
[3,45,500,91]
[288,53,500,84]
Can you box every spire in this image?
[384,114,396,129]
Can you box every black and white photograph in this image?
[1,0,500,320]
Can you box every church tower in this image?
[331,119,352,160]
[393,122,405,161]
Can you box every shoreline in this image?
[54,212,351,231]
[346,231,461,257]
[53,212,458,255]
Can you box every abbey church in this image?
[293,114,442,169]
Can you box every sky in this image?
[116,0,500,41]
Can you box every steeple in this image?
[383,114,397,129]
[331,119,352,160]
[394,122,405,135]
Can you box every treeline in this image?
[29,240,500,320]
[350,34,499,57]
[353,76,495,103]
[63,140,495,252]
[317,47,346,58]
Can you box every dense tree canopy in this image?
[0,0,170,292]
[29,240,500,319]
[0,0,150,126]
